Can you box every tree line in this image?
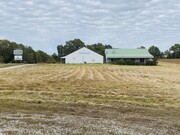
[0,39,180,63]
[147,44,180,59]
[0,40,57,63]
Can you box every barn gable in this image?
[61,47,103,64]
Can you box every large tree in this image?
[57,39,85,58]
[57,45,65,57]
[148,46,161,58]
[65,39,85,55]
[51,53,59,62]
[87,43,112,61]
[169,44,180,59]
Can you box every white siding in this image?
[62,47,103,64]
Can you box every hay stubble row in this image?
[0,64,179,99]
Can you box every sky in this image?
[0,0,180,54]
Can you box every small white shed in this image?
[61,47,103,64]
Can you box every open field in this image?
[160,59,180,64]
[0,61,179,134]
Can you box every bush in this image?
[116,59,126,65]
[111,59,158,66]
[125,60,135,65]
[146,59,158,66]
[146,60,154,65]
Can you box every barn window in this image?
[131,58,135,61]
[140,58,144,63]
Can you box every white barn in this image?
[61,47,103,64]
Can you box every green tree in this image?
[169,44,180,59]
[57,45,65,57]
[0,55,4,63]
[0,40,18,63]
[65,39,85,55]
[87,43,112,62]
[36,50,56,63]
[57,39,85,59]
[23,46,36,63]
[51,53,58,62]
[148,46,161,58]
[36,51,45,63]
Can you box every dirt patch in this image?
[0,110,178,135]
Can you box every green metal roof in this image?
[105,49,154,58]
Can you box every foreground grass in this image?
[0,62,179,134]
[0,63,19,68]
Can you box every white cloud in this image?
[25,0,34,5]
[0,0,180,54]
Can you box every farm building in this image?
[105,48,153,64]
[61,47,103,64]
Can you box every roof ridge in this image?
[106,48,147,50]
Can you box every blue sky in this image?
[0,0,180,54]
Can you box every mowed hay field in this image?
[0,64,18,68]
[0,61,179,134]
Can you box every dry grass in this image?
[0,64,19,68]
[160,59,180,64]
[0,62,179,134]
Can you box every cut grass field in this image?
[0,61,179,134]
[0,63,19,68]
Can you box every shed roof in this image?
[105,49,153,58]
